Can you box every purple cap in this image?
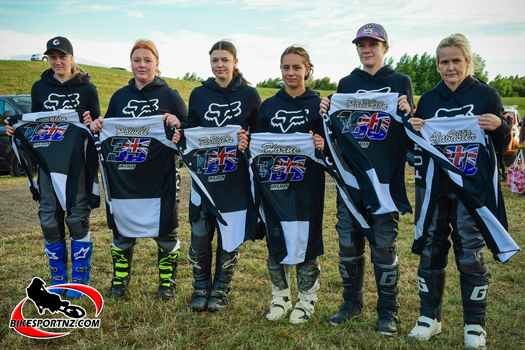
[352,23,388,44]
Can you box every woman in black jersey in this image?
[408,34,510,349]
[6,36,100,299]
[254,45,325,324]
[319,23,413,335]
[90,39,187,301]
[173,40,261,312]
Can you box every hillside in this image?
[0,60,334,115]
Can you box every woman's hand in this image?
[172,129,181,144]
[163,113,181,128]
[398,95,411,116]
[237,129,249,151]
[409,117,425,132]
[310,130,325,152]
[90,116,104,132]
[319,97,330,116]
[478,113,502,131]
[5,119,15,137]
[83,111,93,127]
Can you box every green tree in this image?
[181,72,203,82]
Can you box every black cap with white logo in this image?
[44,36,74,56]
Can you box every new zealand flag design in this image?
[107,138,150,163]
[30,123,69,142]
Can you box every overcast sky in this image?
[1,0,524,86]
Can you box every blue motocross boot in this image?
[45,240,68,296]
[66,240,93,298]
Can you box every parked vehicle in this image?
[0,95,36,176]
[276,80,285,88]
[31,53,48,61]
[503,105,522,165]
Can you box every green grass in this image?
[1,169,524,349]
[0,60,335,116]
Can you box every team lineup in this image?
[5,23,521,350]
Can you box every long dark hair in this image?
[209,41,250,85]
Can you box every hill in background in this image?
[0,61,334,115]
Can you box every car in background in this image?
[31,53,48,61]
[276,80,285,88]
[0,95,36,176]
[503,105,522,165]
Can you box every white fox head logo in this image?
[434,104,474,118]
[122,99,159,118]
[43,93,80,111]
[204,101,242,126]
[271,110,309,133]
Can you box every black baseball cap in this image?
[44,36,74,56]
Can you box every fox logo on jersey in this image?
[107,138,150,163]
[342,111,390,140]
[271,110,309,133]
[195,147,238,174]
[43,93,80,111]
[30,123,69,142]
[257,155,306,183]
[442,144,479,175]
[122,99,159,118]
[204,101,242,127]
[434,104,475,118]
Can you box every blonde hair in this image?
[209,40,250,85]
[130,39,161,76]
[69,57,89,81]
[280,45,314,80]
[436,33,482,76]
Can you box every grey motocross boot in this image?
[330,254,365,326]
[408,267,446,340]
[187,248,212,312]
[207,247,239,312]
[375,262,400,336]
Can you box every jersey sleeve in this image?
[85,83,101,119]
[186,90,200,128]
[169,89,188,124]
[30,82,42,112]
[486,90,511,153]
[247,89,262,132]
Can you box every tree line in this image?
[256,76,337,91]
[181,60,525,97]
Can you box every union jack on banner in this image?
[444,144,479,176]
[107,137,150,163]
[201,146,238,174]
[271,156,306,182]
[31,123,69,142]
[343,112,390,140]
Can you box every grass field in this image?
[1,167,524,350]
[0,60,524,349]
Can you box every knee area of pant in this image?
[370,244,397,265]
[420,242,451,270]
